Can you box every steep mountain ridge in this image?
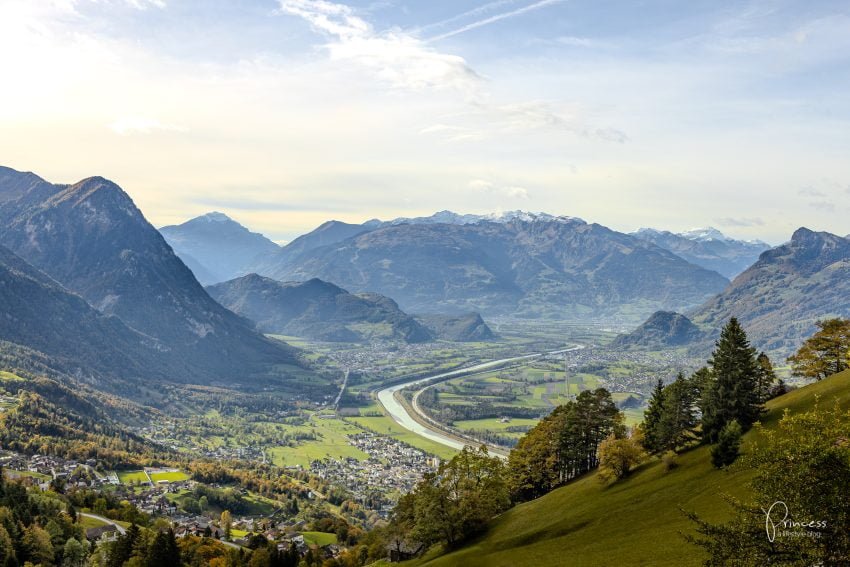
[0,244,176,390]
[0,166,307,386]
[689,227,850,354]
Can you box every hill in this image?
[689,227,850,356]
[207,275,495,343]
[160,211,280,284]
[633,227,769,279]
[0,166,312,389]
[611,311,703,350]
[414,369,850,566]
[255,214,729,323]
[413,313,495,342]
[207,275,434,343]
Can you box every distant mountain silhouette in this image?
[160,211,280,284]
[252,213,729,322]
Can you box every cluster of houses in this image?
[0,451,109,490]
[310,432,439,516]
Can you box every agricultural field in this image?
[417,350,687,447]
[301,532,338,547]
[267,415,370,468]
[149,470,190,483]
[117,470,150,484]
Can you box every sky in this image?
[0,0,848,244]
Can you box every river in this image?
[375,345,584,454]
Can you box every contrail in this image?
[417,0,519,33]
[428,0,566,42]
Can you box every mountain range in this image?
[247,212,729,322]
[206,274,494,343]
[0,166,309,393]
[632,227,769,279]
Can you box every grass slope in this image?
[415,370,850,567]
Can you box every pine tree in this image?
[657,373,699,451]
[754,352,777,403]
[701,318,762,443]
[641,379,666,454]
[711,420,742,468]
[145,529,180,567]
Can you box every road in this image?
[332,369,350,409]
[79,513,127,534]
[376,345,584,456]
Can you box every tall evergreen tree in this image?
[701,318,762,443]
[710,420,742,468]
[145,529,180,567]
[641,379,666,454]
[754,352,777,403]
[657,373,699,451]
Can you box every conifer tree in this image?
[701,318,762,443]
[710,420,742,468]
[641,379,666,454]
[754,352,777,403]
[657,373,699,451]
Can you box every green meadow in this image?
[410,369,850,566]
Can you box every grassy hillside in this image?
[413,370,850,567]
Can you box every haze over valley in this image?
[2,1,849,566]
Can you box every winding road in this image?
[376,345,584,456]
[79,513,127,535]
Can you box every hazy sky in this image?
[1,0,848,243]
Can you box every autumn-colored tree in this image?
[23,524,54,566]
[507,414,560,501]
[788,318,850,380]
[221,510,233,541]
[596,432,646,483]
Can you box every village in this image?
[0,448,346,561]
[309,432,439,517]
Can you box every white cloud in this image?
[278,0,480,92]
[469,179,529,199]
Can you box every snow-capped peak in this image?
[678,227,728,242]
[200,211,232,223]
[382,210,584,227]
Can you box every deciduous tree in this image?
[788,318,850,381]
